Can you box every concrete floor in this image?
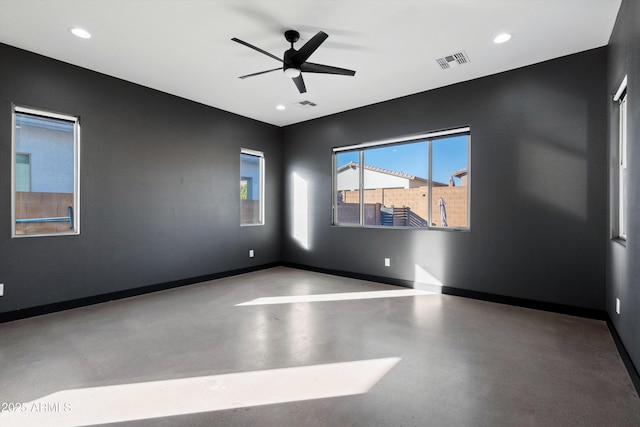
[1,266,639,426]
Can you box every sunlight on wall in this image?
[413,264,444,293]
[236,289,433,306]
[0,358,401,427]
[292,172,310,250]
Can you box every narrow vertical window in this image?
[619,92,627,239]
[613,76,627,241]
[12,106,80,237]
[240,149,264,225]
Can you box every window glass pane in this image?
[431,135,469,228]
[14,110,77,236]
[362,141,428,227]
[335,151,360,225]
[619,94,627,238]
[622,167,627,237]
[240,152,263,225]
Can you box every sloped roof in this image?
[337,162,447,186]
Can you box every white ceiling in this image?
[0,0,621,127]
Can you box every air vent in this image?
[436,51,470,69]
[298,100,317,108]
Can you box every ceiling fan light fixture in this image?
[284,67,301,78]
[276,104,286,110]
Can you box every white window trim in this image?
[613,75,627,102]
[240,148,265,226]
[241,147,264,158]
[333,127,470,153]
[11,104,81,238]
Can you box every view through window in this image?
[613,76,627,241]
[334,129,469,229]
[12,106,80,237]
[619,92,627,240]
[240,149,264,226]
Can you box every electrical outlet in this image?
[384,258,391,267]
[249,250,254,258]
[0,283,4,297]
[616,298,620,315]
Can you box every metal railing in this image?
[15,206,74,229]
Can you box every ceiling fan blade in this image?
[300,62,356,76]
[239,68,282,79]
[291,31,328,65]
[231,38,283,63]
[292,74,307,93]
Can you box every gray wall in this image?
[0,43,282,314]
[0,39,612,318]
[282,47,608,310]
[607,0,640,375]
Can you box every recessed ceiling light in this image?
[493,33,511,44]
[276,104,286,111]
[70,27,92,39]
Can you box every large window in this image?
[12,105,80,237]
[240,148,264,226]
[613,76,627,240]
[333,128,470,229]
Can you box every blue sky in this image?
[336,135,468,185]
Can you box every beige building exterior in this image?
[336,163,468,227]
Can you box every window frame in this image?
[11,105,81,238]
[240,148,265,226]
[613,76,627,241]
[619,92,627,240]
[332,127,470,230]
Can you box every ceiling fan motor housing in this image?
[284,48,300,73]
[283,30,301,75]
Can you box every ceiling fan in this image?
[232,30,356,94]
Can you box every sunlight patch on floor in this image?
[0,357,400,427]
[236,289,434,306]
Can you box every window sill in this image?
[612,237,627,247]
[331,224,470,232]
